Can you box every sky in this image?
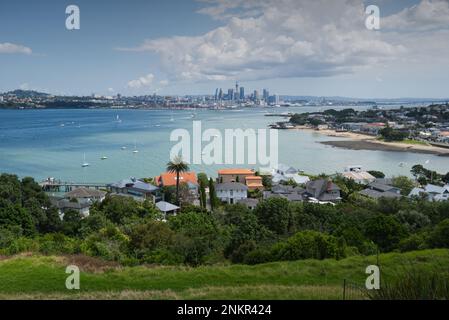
[1,0,449,98]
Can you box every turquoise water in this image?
[0,107,447,183]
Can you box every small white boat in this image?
[101,156,108,160]
[121,146,127,150]
[116,115,122,123]
[133,142,139,153]
[82,153,90,167]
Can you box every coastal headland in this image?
[294,126,449,156]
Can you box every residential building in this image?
[409,184,449,201]
[245,176,264,191]
[156,201,180,219]
[109,177,160,202]
[359,182,402,199]
[216,182,248,204]
[50,198,91,217]
[217,169,263,190]
[154,171,199,204]
[65,187,106,202]
[342,166,376,184]
[305,179,341,202]
[271,164,310,185]
[263,184,306,202]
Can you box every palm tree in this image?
[166,155,189,205]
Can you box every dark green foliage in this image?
[428,219,449,248]
[254,197,293,235]
[368,170,385,179]
[364,215,407,251]
[379,126,408,141]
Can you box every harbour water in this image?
[0,107,448,183]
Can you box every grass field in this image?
[0,249,448,300]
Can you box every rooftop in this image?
[65,187,106,199]
[155,172,198,187]
[218,168,255,175]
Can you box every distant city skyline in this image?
[1,0,449,98]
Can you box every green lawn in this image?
[0,249,448,300]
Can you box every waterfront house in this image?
[409,184,449,202]
[65,187,106,203]
[305,179,341,202]
[271,164,310,185]
[216,182,248,204]
[359,182,402,200]
[342,166,376,184]
[108,178,160,203]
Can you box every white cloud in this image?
[383,0,449,31]
[0,42,32,55]
[159,80,169,86]
[127,73,155,89]
[119,0,449,83]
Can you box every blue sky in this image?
[1,0,449,98]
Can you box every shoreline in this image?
[293,126,449,156]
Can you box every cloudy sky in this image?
[1,0,449,98]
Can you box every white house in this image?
[342,166,376,184]
[409,184,449,201]
[271,164,310,185]
[216,182,248,204]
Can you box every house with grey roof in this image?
[65,187,106,202]
[409,184,449,201]
[216,182,248,204]
[49,197,91,218]
[263,184,306,202]
[156,201,180,219]
[359,181,403,200]
[305,179,341,202]
[108,177,160,203]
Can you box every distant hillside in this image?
[4,89,51,98]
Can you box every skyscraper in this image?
[218,88,223,100]
[253,90,259,101]
[263,89,270,101]
[214,88,219,101]
[228,89,234,100]
[235,82,239,100]
[239,87,245,100]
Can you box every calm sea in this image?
[0,107,447,183]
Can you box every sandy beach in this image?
[293,126,449,156]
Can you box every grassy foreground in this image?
[0,249,448,300]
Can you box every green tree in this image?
[208,178,218,211]
[62,209,83,236]
[392,176,415,196]
[166,156,189,205]
[428,219,449,248]
[364,215,407,251]
[254,197,293,235]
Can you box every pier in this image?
[40,178,108,192]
